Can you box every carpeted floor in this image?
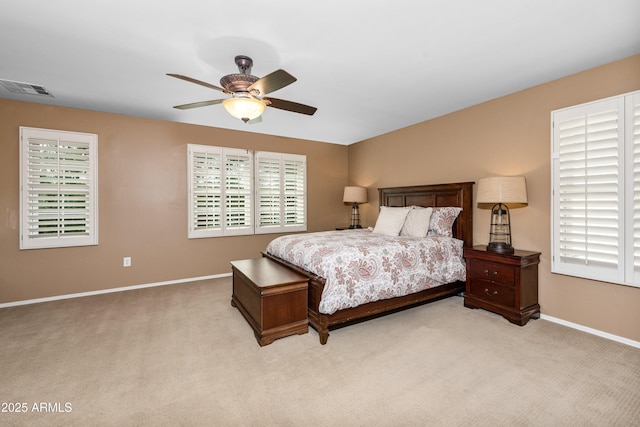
[1,277,639,426]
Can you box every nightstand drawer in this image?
[468,260,514,286]
[468,280,515,307]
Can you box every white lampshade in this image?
[343,186,367,203]
[222,96,265,122]
[477,176,528,205]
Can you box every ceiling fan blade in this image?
[173,99,224,110]
[249,69,296,96]
[265,97,317,116]
[167,73,229,93]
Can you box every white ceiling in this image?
[1,0,639,145]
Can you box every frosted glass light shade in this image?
[222,97,265,122]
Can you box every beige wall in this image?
[0,100,349,303]
[348,54,640,342]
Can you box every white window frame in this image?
[19,127,98,249]
[551,90,640,288]
[254,151,307,234]
[188,144,254,238]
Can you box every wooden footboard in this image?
[262,181,474,345]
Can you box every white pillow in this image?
[400,207,433,237]
[373,206,411,236]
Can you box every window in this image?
[188,145,253,238]
[19,127,98,249]
[551,90,640,287]
[255,151,307,234]
[187,145,307,238]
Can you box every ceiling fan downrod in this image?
[235,55,253,75]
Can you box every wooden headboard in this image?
[378,182,474,248]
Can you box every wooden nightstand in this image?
[463,245,540,326]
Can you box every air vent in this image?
[0,79,54,97]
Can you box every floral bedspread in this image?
[266,229,466,315]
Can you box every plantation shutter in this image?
[256,156,281,228]
[224,150,253,234]
[283,155,306,228]
[189,146,222,237]
[552,98,625,282]
[20,127,98,249]
[255,152,306,234]
[626,92,640,284]
[188,145,253,238]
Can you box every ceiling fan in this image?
[167,55,317,123]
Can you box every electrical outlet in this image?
[123,257,131,267]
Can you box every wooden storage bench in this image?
[230,258,309,346]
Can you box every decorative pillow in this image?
[400,207,433,237]
[427,207,462,237]
[373,206,411,236]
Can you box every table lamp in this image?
[343,186,367,229]
[477,176,528,254]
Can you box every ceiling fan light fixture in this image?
[222,96,265,123]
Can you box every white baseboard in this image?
[0,273,233,309]
[540,314,640,349]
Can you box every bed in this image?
[262,182,474,344]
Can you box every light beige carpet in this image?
[1,277,639,427]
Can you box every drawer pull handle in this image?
[483,269,498,278]
[484,288,498,297]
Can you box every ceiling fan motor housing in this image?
[220,55,260,93]
[220,74,259,93]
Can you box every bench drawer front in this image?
[262,286,308,330]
